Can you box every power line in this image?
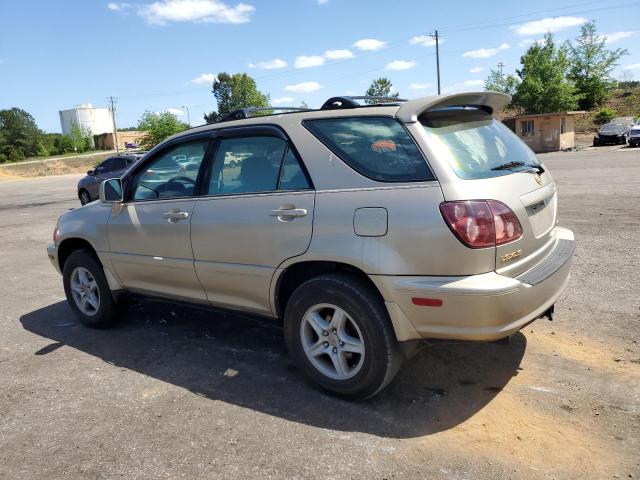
[440,0,640,34]
[103,0,638,101]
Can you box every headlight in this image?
[53,222,61,244]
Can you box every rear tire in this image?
[284,273,403,399]
[62,250,123,328]
[79,189,91,205]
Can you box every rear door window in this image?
[304,116,434,182]
[207,136,286,195]
[419,108,541,180]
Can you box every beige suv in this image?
[47,92,575,399]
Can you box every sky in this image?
[1,0,639,133]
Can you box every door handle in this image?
[162,209,189,223]
[270,206,308,221]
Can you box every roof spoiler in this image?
[395,91,511,122]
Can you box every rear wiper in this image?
[491,161,545,174]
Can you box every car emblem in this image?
[500,249,522,262]
[534,173,543,185]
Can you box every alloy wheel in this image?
[300,303,365,380]
[70,266,100,316]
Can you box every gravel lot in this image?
[1,146,638,479]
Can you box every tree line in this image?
[484,21,627,114]
[3,20,626,160]
[0,109,94,163]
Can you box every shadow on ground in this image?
[21,300,526,439]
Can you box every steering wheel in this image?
[167,176,196,185]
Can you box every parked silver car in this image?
[47,92,575,399]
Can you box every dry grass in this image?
[0,152,113,179]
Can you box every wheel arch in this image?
[273,260,385,319]
[57,237,99,272]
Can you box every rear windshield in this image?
[304,116,434,182]
[419,108,541,180]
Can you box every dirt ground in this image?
[0,152,113,178]
[0,146,638,479]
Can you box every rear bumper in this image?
[371,227,575,342]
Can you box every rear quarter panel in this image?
[277,118,496,276]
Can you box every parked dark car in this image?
[77,154,144,205]
[629,126,640,147]
[125,142,139,149]
[593,122,630,146]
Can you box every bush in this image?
[594,107,616,124]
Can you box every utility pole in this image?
[182,105,191,127]
[108,96,119,153]
[497,62,505,79]
[430,30,441,95]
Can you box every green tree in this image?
[0,108,42,162]
[68,122,92,153]
[204,73,269,123]
[365,77,399,103]
[137,111,189,149]
[567,21,628,110]
[594,107,616,124]
[484,69,520,96]
[513,33,580,114]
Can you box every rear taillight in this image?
[440,200,522,249]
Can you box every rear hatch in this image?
[406,101,557,276]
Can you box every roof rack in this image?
[220,106,313,122]
[320,96,408,110]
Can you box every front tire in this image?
[79,189,91,205]
[284,273,403,399]
[62,250,122,328]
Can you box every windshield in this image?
[419,108,540,180]
[600,123,623,133]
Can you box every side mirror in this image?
[87,169,95,176]
[99,178,124,203]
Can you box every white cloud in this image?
[271,96,295,105]
[469,66,484,73]
[463,43,510,59]
[285,81,323,93]
[353,38,387,51]
[137,0,255,25]
[324,49,354,60]
[623,63,640,70]
[295,55,325,69]
[385,60,416,71]
[463,79,484,87]
[409,35,438,47]
[107,2,131,11]
[190,73,216,84]
[510,16,586,36]
[318,0,329,4]
[409,82,432,90]
[248,58,287,69]
[165,108,185,116]
[603,31,635,44]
